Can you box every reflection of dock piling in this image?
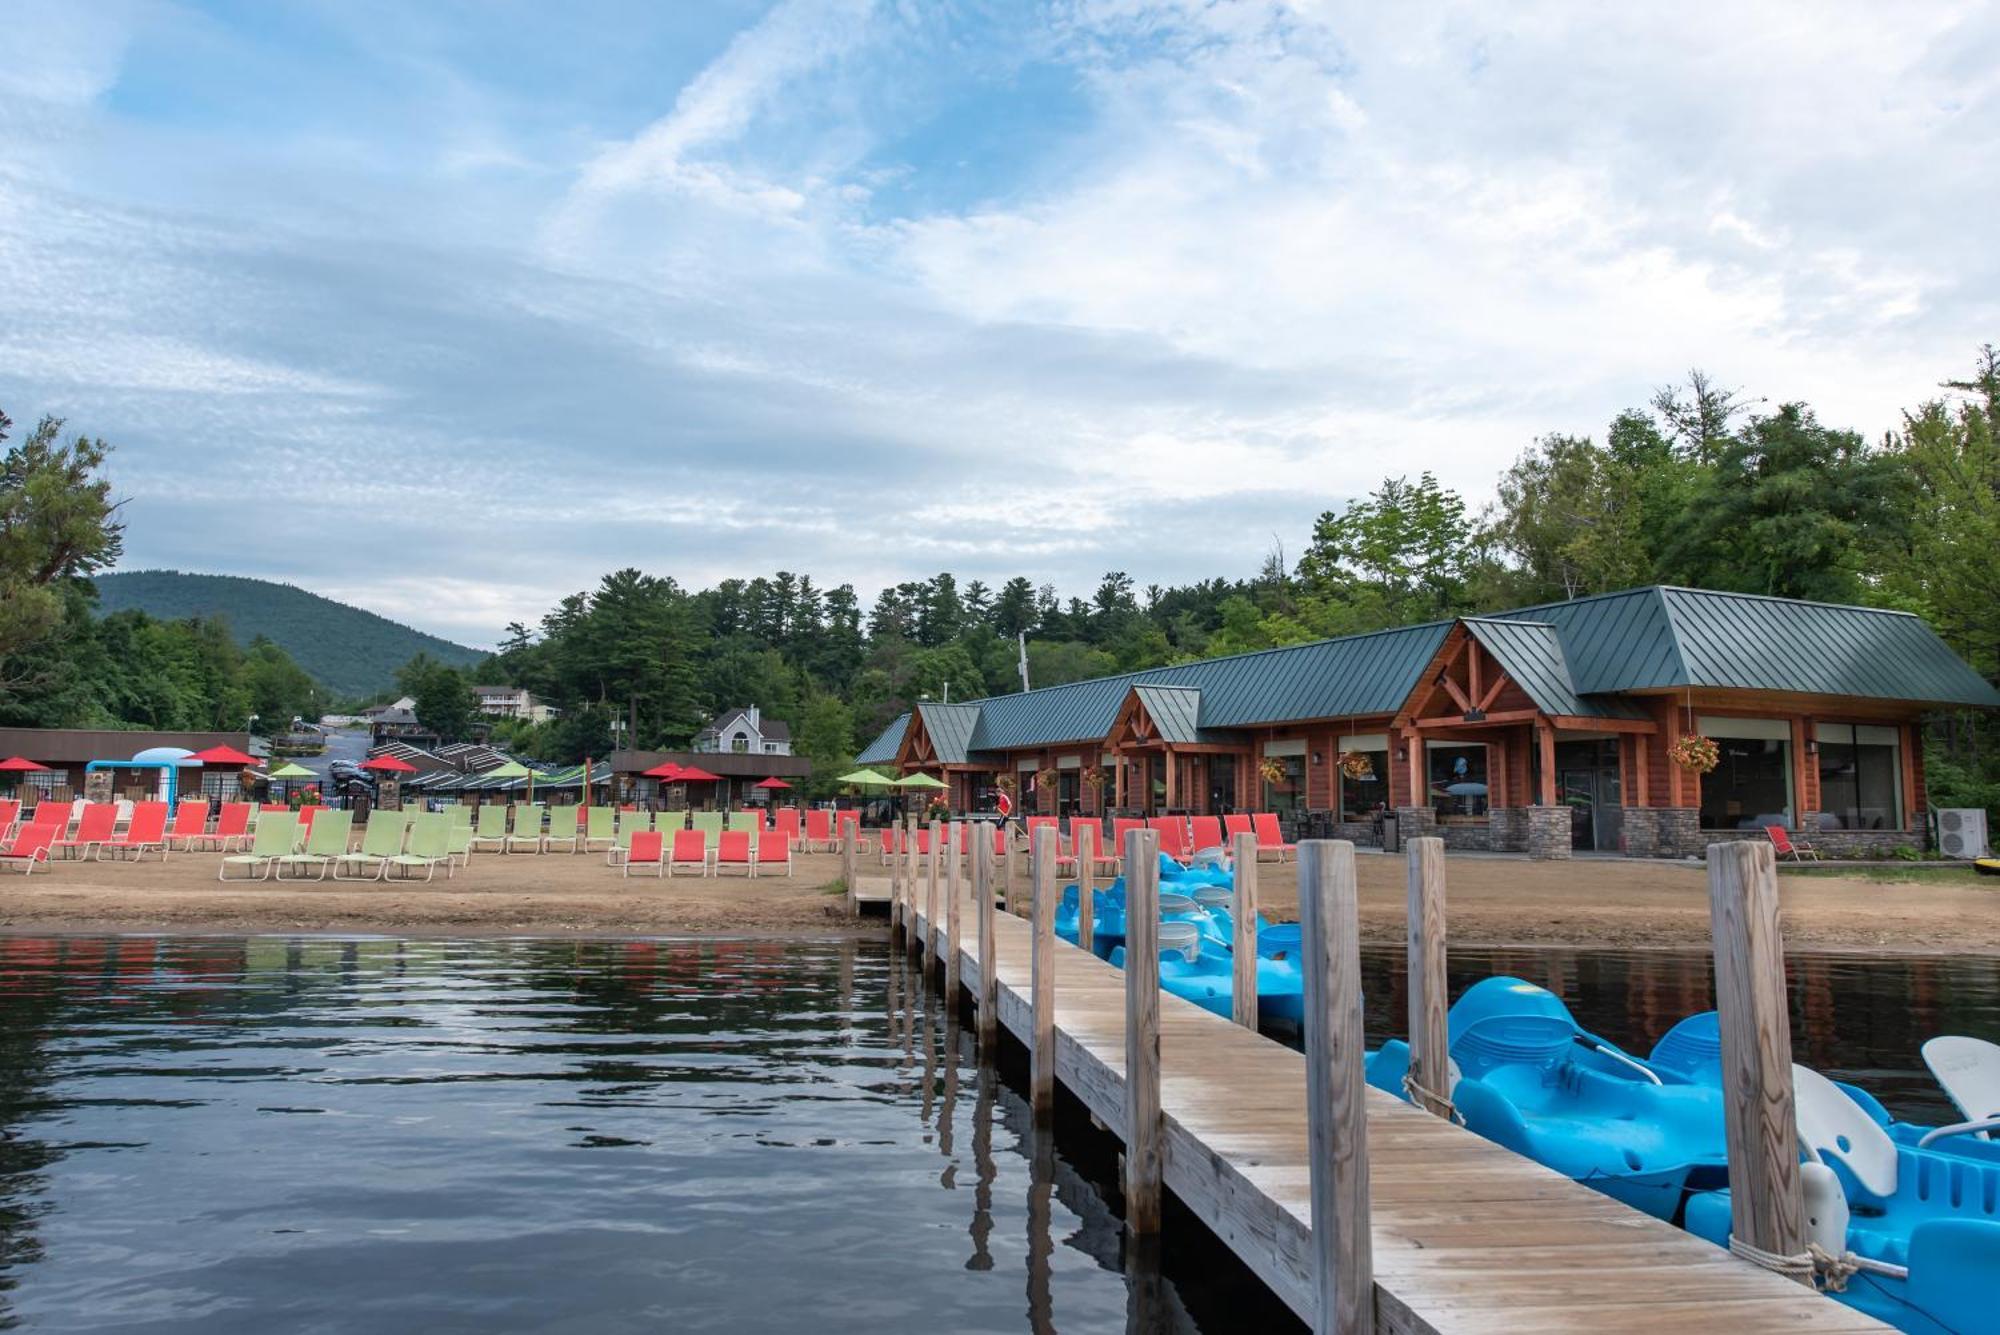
[893,830,1881,1333]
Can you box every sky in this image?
[2,0,1996,649]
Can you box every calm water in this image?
[1354,945,2000,1123]
[0,936,1286,1334]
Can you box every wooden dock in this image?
[902,871,1885,1333]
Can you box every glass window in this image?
[1699,729,1793,830]
[1816,724,1901,831]
[731,735,749,753]
[1337,750,1390,822]
[1262,754,1305,815]
[1207,754,1238,814]
[1427,744,1488,820]
[1057,770,1080,818]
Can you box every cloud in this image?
[0,0,1994,646]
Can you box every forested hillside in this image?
[92,571,486,698]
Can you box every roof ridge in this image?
[1656,584,1922,618]
[1651,586,1695,689]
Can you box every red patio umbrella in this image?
[0,757,49,773]
[361,755,420,774]
[642,763,682,780]
[753,777,792,790]
[187,745,257,766]
[673,765,721,783]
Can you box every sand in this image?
[1,846,1995,953]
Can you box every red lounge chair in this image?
[623,831,665,878]
[1149,815,1191,862]
[772,808,802,850]
[990,824,1008,858]
[29,801,72,833]
[1189,815,1225,856]
[0,823,57,874]
[836,809,861,843]
[206,803,253,852]
[668,830,710,877]
[1223,812,1253,845]
[0,799,18,836]
[715,830,753,877]
[878,827,902,864]
[52,803,118,860]
[1111,818,1146,866]
[163,800,211,855]
[804,809,835,852]
[1765,825,1821,862]
[99,801,170,861]
[755,832,793,878]
[1252,812,1296,863]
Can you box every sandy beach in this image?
[1,847,1994,953]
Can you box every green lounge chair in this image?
[506,802,546,853]
[660,808,687,832]
[386,813,453,882]
[447,804,473,828]
[468,804,508,852]
[334,815,407,881]
[691,811,725,849]
[275,809,353,881]
[605,811,651,867]
[543,804,579,854]
[219,812,300,882]
[726,810,757,833]
[446,817,474,868]
[582,807,616,853]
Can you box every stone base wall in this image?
[1487,807,1528,854]
[1692,821,1924,859]
[1394,807,1438,846]
[1620,806,1660,857]
[1438,822,1493,852]
[1331,821,1378,846]
[1526,805,1572,860]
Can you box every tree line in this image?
[2,345,1995,810]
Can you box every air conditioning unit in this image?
[1934,808,1990,860]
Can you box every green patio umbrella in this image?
[893,773,946,789]
[835,768,895,787]
[268,761,315,803]
[480,760,537,801]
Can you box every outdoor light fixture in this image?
[1312,752,1323,766]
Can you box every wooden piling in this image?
[975,825,997,1051]
[841,823,858,915]
[1003,828,1018,917]
[905,815,921,959]
[946,819,963,1003]
[1299,839,1373,1335]
[1406,835,1451,1120]
[1075,823,1095,964]
[1231,830,1259,1030]
[1707,840,1807,1280]
[1029,823,1057,1122]
[888,824,903,939]
[1123,827,1163,1233]
[925,820,941,974]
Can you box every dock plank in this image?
[910,884,1885,1334]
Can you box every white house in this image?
[691,705,792,756]
[473,685,559,724]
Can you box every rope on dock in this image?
[1728,1236,1910,1293]
[1400,1072,1462,1125]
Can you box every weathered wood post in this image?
[925,820,942,975]
[905,814,922,959]
[889,823,904,940]
[1300,839,1373,1335]
[1030,823,1058,1122]
[841,822,859,915]
[946,819,964,1004]
[1406,836,1451,1119]
[1004,824,1019,917]
[1075,823,1095,962]
[1123,827,1163,1233]
[1708,840,1807,1281]
[976,822,998,1052]
[1231,829,1259,1030]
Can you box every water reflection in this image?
[0,933,1281,1334]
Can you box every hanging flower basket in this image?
[1033,767,1058,793]
[995,773,1018,797]
[1337,751,1374,781]
[1668,734,1721,775]
[1082,767,1107,791]
[1257,757,1287,787]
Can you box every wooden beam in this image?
[1475,670,1509,713]
[1543,714,1658,734]
[1635,732,1650,807]
[1413,708,1541,729]
[1437,672,1473,713]
[1405,731,1425,807]
[1123,827,1163,1233]
[1406,837,1450,1120]
[1536,721,1557,806]
[1300,839,1374,1333]
[1231,830,1258,1030]
[1706,841,1807,1282]
[1030,823,1057,1122]
[1467,641,1483,707]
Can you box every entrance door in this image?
[1554,739,1623,851]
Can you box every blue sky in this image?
[3,0,1995,647]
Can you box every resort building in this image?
[691,705,793,756]
[855,586,2000,859]
[0,728,257,802]
[606,747,812,810]
[472,685,559,723]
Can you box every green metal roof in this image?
[856,713,907,765]
[1131,684,1206,744]
[915,702,983,764]
[1461,619,1645,720]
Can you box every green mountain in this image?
[91,570,489,700]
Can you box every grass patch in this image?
[1786,863,1987,884]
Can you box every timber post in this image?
[905,814,921,959]
[1030,823,1058,1122]
[1406,836,1451,1119]
[946,819,963,1004]
[1708,840,1808,1281]
[1123,827,1163,1233]
[889,823,903,940]
[1076,823,1095,963]
[1231,829,1259,1029]
[976,824,998,1052]
[925,819,941,975]
[1300,839,1374,1335]
[841,823,858,915]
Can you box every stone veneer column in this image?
[1525,805,1572,860]
[1619,807,1660,857]
[1487,808,1528,853]
[1655,809,1699,858]
[1394,807,1438,842]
